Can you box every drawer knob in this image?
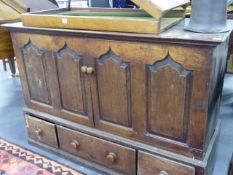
[70,140,80,149]
[81,66,87,73]
[35,129,42,136]
[159,171,169,175]
[86,67,94,74]
[106,152,117,164]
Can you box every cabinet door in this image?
[91,50,133,133]
[16,36,94,127]
[54,45,93,126]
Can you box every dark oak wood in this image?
[24,109,221,175]
[95,50,131,127]
[28,138,131,175]
[3,20,232,46]
[54,44,94,127]
[25,114,58,148]
[57,126,136,175]
[55,45,86,114]
[146,56,192,141]
[22,41,51,104]
[4,20,232,175]
[138,151,195,175]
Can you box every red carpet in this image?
[0,139,84,175]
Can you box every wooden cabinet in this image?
[15,36,210,158]
[5,20,231,175]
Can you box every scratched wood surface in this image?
[8,28,229,160]
[4,17,231,175]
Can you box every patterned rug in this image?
[0,139,84,175]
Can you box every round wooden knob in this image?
[106,152,117,163]
[86,67,94,74]
[35,129,42,136]
[159,170,169,175]
[70,140,80,149]
[81,66,87,73]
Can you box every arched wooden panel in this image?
[55,45,86,115]
[22,41,50,104]
[96,51,131,127]
[147,56,192,141]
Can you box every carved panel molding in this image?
[22,40,51,104]
[147,56,193,142]
[96,50,132,127]
[55,44,87,115]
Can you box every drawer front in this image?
[138,151,195,175]
[25,114,58,148]
[57,126,136,175]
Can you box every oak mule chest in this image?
[3,19,232,175]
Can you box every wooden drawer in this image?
[138,151,195,175]
[25,114,58,148]
[57,126,136,175]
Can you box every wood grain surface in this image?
[25,114,58,148]
[6,19,230,175]
[0,28,14,59]
[57,126,136,175]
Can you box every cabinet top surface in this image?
[3,19,233,46]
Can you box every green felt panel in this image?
[56,9,184,21]
[58,11,152,18]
